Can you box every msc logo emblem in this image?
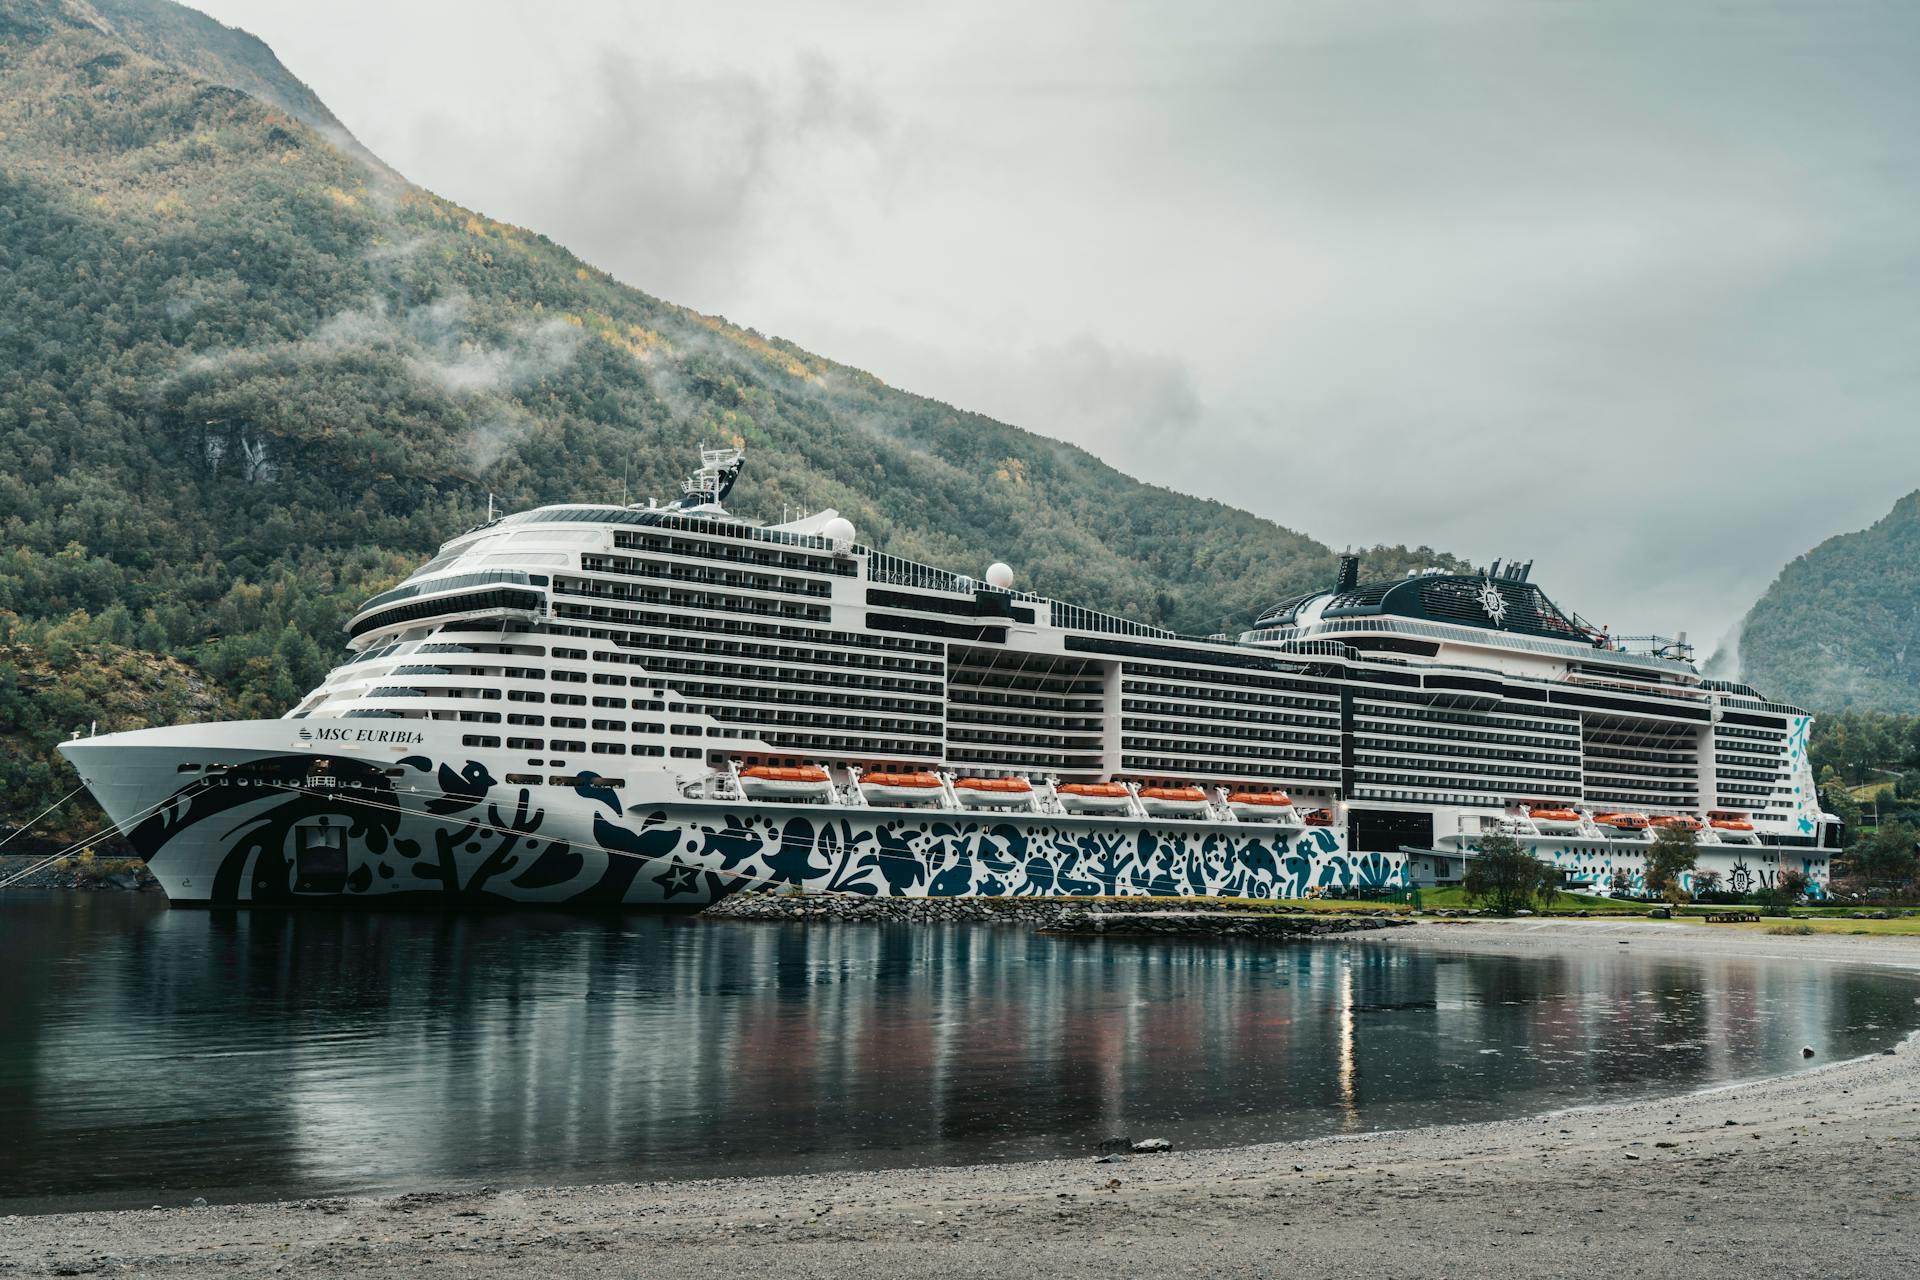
[1475,577,1507,625]
[297,727,313,742]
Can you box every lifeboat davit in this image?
[1227,790,1296,823]
[1594,812,1649,832]
[1650,815,1704,833]
[1528,806,1584,833]
[859,770,944,806]
[1056,782,1133,815]
[954,776,1035,810]
[1138,785,1210,818]
[738,765,834,802]
[1302,807,1335,827]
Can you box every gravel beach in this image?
[5,919,1917,1279]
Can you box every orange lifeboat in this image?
[1649,815,1704,833]
[1528,805,1584,833]
[1056,781,1133,814]
[1227,791,1297,823]
[1710,817,1755,832]
[1594,812,1649,832]
[1302,808,1335,827]
[954,776,1036,810]
[1139,785,1210,818]
[738,764,833,801]
[858,770,943,806]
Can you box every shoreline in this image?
[700,889,1419,936]
[0,851,158,892]
[5,921,1919,1278]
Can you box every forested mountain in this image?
[1736,491,1920,714]
[0,0,1462,841]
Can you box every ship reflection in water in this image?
[2,894,1916,1212]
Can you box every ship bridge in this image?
[1252,558,1606,645]
[1239,555,1698,678]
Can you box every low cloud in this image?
[400,294,581,395]
[465,409,533,474]
[180,292,580,400]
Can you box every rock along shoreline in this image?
[700,890,1416,938]
[0,851,159,892]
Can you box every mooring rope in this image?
[0,785,86,852]
[0,788,186,891]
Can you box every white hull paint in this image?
[60,722,1404,907]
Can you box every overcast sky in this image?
[189,0,1920,656]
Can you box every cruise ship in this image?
[59,448,1839,907]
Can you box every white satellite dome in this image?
[822,516,856,549]
[985,561,1015,590]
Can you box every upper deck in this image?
[303,455,1814,835]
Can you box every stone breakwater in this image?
[700,891,1414,938]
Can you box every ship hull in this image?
[58,725,1406,909]
[1438,834,1831,900]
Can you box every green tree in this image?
[1820,781,1863,844]
[1644,827,1699,906]
[1851,821,1918,891]
[1463,833,1558,916]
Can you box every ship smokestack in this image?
[1336,552,1360,593]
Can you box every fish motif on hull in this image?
[128,756,1410,907]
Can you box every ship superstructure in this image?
[59,449,1838,906]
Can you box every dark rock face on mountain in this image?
[1737,491,1920,712]
[0,0,1460,830]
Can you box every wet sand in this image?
[5,920,1917,1278]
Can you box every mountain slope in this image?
[1736,491,1920,713]
[0,0,1463,834]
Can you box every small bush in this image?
[1766,922,1814,935]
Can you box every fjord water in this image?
[2,895,1916,1213]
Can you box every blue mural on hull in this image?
[589,800,1403,905]
[128,755,1409,907]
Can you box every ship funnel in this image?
[1336,553,1359,592]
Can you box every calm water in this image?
[2,893,1916,1213]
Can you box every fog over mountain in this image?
[186,0,1920,651]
